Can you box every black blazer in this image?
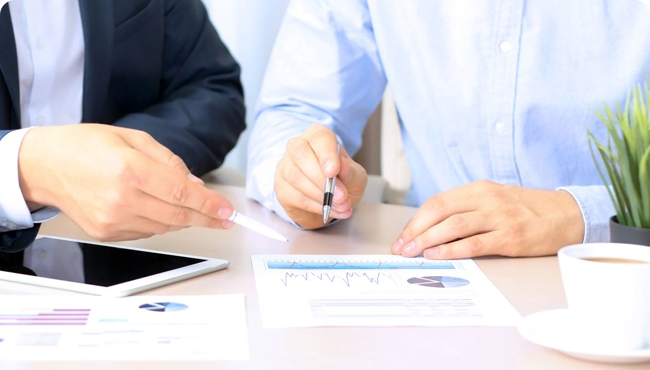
[0,0,246,251]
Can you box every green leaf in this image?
[588,132,622,217]
[640,146,650,228]
[588,79,650,229]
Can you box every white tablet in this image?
[0,236,228,297]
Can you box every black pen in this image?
[322,143,340,224]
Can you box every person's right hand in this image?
[17,124,236,241]
[275,124,368,229]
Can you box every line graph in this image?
[279,271,396,287]
[267,260,456,270]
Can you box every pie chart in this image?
[139,302,188,312]
[407,276,470,288]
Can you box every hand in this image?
[275,124,368,229]
[18,125,235,241]
[391,180,585,259]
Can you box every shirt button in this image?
[5,222,17,230]
[494,122,506,133]
[36,116,45,125]
[499,41,513,53]
[36,37,45,48]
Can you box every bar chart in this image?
[266,259,457,270]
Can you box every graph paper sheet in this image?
[251,255,521,328]
[0,294,248,361]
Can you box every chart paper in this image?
[0,294,249,361]
[252,255,521,328]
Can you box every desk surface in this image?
[0,185,646,370]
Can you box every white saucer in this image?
[518,309,650,364]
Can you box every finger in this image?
[337,155,368,201]
[131,154,234,219]
[107,232,154,242]
[276,178,353,219]
[89,229,153,242]
[421,231,505,260]
[280,158,351,209]
[332,184,350,206]
[280,158,326,203]
[134,192,235,230]
[286,137,328,192]
[126,216,187,236]
[68,206,155,242]
[398,212,492,257]
[188,173,205,185]
[121,130,191,175]
[322,145,354,205]
[337,146,352,180]
[304,126,340,178]
[392,185,487,253]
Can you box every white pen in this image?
[228,211,288,242]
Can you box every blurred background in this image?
[202,0,290,171]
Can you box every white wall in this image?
[201,0,291,172]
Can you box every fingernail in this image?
[217,208,232,219]
[324,160,335,175]
[338,208,353,218]
[334,185,345,202]
[391,238,404,253]
[333,198,350,211]
[221,219,235,229]
[187,173,204,185]
[403,241,416,255]
[424,247,438,259]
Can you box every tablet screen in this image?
[0,237,206,287]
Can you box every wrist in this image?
[17,127,54,207]
[557,189,586,245]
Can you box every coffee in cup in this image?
[579,257,647,264]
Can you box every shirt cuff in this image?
[0,128,60,233]
[32,206,61,223]
[270,189,303,228]
[557,185,616,244]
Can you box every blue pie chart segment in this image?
[407,276,469,288]
[139,302,188,312]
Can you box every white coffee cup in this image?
[558,243,650,351]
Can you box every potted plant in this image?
[588,80,650,246]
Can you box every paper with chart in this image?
[252,255,521,328]
[0,294,249,361]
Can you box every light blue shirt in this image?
[246,0,650,243]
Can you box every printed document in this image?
[252,255,520,328]
[0,294,249,361]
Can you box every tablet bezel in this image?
[0,235,229,297]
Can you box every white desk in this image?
[0,185,645,370]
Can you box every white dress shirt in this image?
[0,0,84,232]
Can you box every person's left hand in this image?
[391,180,585,259]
